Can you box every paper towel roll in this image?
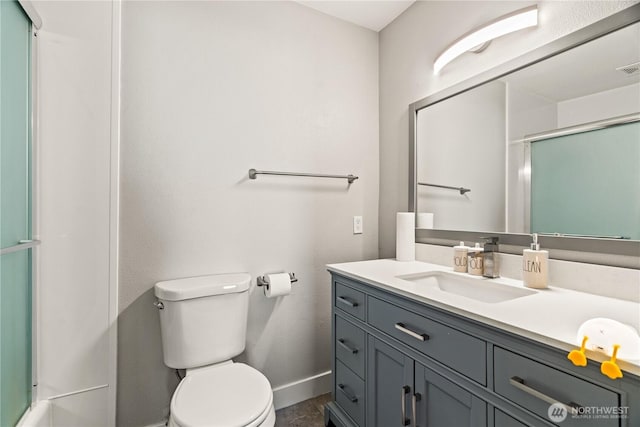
[417,213,434,229]
[396,212,415,262]
[264,273,292,298]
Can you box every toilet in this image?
[155,273,276,427]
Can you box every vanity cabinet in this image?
[325,273,640,427]
[368,336,487,427]
[366,336,412,427]
[493,347,619,427]
[367,295,486,385]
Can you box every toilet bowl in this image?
[168,363,275,427]
[155,274,276,427]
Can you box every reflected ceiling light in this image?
[433,5,538,75]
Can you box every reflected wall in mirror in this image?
[415,20,640,242]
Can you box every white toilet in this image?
[155,273,276,427]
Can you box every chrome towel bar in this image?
[249,168,358,184]
[0,239,41,256]
[418,182,470,195]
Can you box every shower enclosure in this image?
[529,119,640,240]
[0,1,36,425]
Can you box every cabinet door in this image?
[367,336,414,427]
[494,409,527,427]
[414,363,487,427]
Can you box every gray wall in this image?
[417,81,505,232]
[117,2,378,426]
[378,0,637,257]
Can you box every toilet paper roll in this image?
[264,273,292,298]
[396,212,415,262]
[417,213,434,229]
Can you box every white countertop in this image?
[327,259,640,376]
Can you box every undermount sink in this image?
[397,271,536,303]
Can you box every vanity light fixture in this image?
[433,5,538,74]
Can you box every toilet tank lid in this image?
[155,273,251,301]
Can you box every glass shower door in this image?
[0,1,33,425]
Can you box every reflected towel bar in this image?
[418,182,470,195]
[249,168,358,184]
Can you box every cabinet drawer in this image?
[335,315,366,379]
[335,360,365,426]
[368,296,486,384]
[334,281,365,321]
[494,347,619,427]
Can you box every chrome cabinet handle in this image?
[412,393,421,427]
[336,296,358,308]
[337,339,358,354]
[509,377,579,414]
[401,385,410,426]
[337,384,358,403]
[395,322,430,341]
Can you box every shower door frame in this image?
[28,11,40,406]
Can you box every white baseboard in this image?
[272,370,332,410]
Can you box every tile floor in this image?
[274,393,332,427]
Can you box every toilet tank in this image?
[154,273,251,369]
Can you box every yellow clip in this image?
[567,336,588,367]
[601,344,623,380]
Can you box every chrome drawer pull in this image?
[401,385,410,426]
[337,339,358,354]
[337,296,358,308]
[395,322,430,341]
[509,377,580,414]
[337,384,358,403]
[412,393,421,427]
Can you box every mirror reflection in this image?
[416,22,640,240]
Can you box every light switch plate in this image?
[353,216,363,234]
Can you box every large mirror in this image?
[410,6,640,267]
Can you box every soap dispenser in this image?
[453,241,469,273]
[467,243,484,276]
[482,237,499,279]
[523,233,548,288]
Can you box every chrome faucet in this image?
[482,237,500,278]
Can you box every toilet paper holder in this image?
[256,272,298,289]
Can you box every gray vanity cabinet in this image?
[327,274,490,427]
[414,363,487,427]
[367,337,413,427]
[325,273,640,427]
[368,335,487,427]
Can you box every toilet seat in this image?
[170,363,274,427]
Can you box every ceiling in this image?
[295,0,415,32]
[501,21,640,102]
